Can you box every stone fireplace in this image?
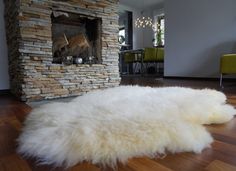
[4,0,120,101]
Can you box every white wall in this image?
[141,10,154,48]
[165,0,236,78]
[0,0,9,89]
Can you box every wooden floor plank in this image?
[154,153,207,171]
[127,157,173,171]
[0,154,31,171]
[205,160,236,171]
[0,123,19,157]
[69,162,101,171]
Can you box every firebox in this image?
[51,11,102,65]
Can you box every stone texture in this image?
[4,0,120,101]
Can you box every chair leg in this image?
[134,62,137,74]
[220,74,223,88]
[127,64,129,74]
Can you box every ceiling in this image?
[119,0,164,10]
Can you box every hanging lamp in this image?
[135,11,153,28]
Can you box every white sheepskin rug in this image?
[17,86,236,168]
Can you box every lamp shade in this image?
[135,16,153,28]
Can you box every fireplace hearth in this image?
[4,0,120,101]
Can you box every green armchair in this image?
[123,52,135,74]
[143,47,164,74]
[124,52,135,63]
[144,47,164,63]
[143,47,157,62]
[156,48,164,62]
[123,52,142,74]
[220,54,236,87]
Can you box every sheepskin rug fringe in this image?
[17,86,236,168]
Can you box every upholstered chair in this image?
[143,48,157,62]
[124,52,137,74]
[156,47,164,62]
[143,47,164,74]
[220,54,236,87]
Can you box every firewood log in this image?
[52,33,69,54]
[67,34,91,56]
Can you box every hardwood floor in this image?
[0,77,236,171]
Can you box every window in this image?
[118,27,126,45]
[153,15,165,46]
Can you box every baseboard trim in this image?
[0,89,11,95]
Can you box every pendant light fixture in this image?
[134,0,153,29]
[135,13,153,28]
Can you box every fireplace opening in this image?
[51,12,102,65]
